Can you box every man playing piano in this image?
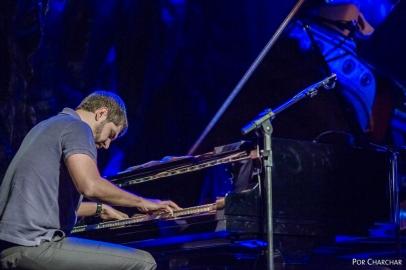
[0,91,180,270]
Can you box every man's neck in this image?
[76,109,96,135]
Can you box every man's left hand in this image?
[99,204,129,220]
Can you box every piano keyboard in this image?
[72,202,218,234]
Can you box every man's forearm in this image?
[85,177,145,208]
[66,154,175,213]
[77,202,98,217]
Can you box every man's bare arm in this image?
[77,202,129,220]
[66,153,180,213]
[77,202,98,217]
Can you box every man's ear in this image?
[94,107,109,122]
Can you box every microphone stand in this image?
[241,73,337,270]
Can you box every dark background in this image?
[1,0,405,177]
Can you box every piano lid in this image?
[109,141,257,187]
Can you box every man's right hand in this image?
[137,198,181,215]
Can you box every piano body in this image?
[72,138,392,269]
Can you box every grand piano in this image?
[72,138,393,269]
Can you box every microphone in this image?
[301,73,337,98]
[241,74,337,135]
[322,73,337,90]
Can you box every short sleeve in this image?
[61,121,97,161]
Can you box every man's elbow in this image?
[77,181,99,198]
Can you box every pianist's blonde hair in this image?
[77,90,128,137]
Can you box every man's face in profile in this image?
[94,120,121,149]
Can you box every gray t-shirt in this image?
[0,108,97,246]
